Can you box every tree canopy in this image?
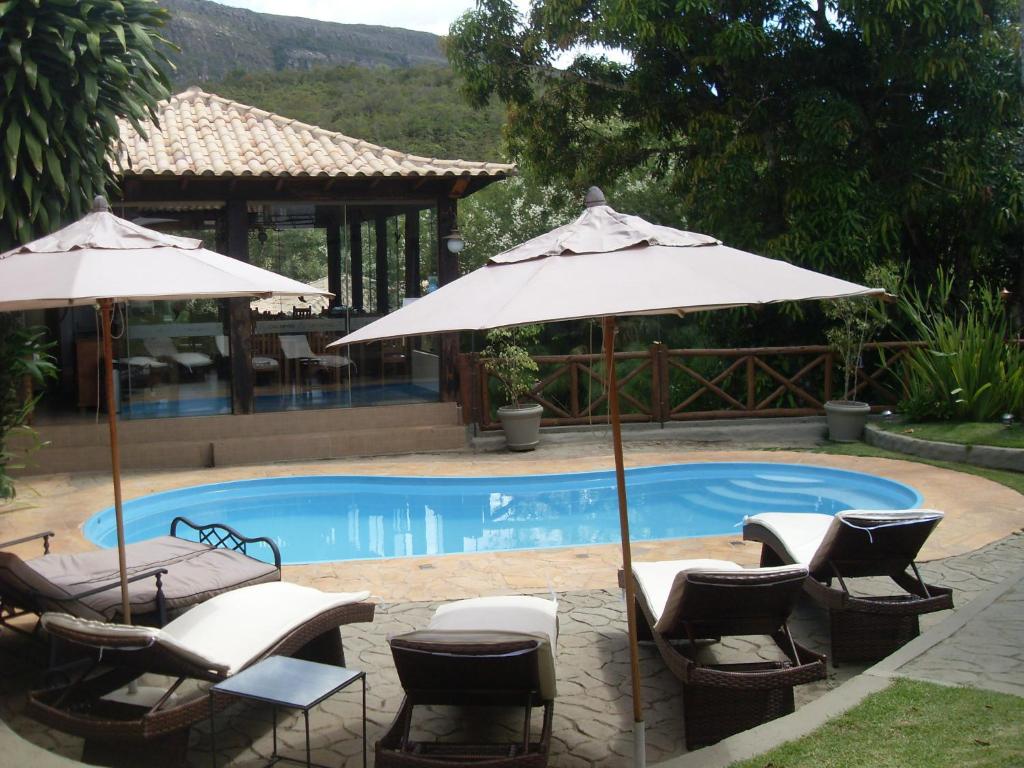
[0,0,174,249]
[448,1,1024,299]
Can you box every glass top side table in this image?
[209,655,366,768]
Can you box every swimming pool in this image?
[84,463,921,564]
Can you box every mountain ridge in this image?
[160,0,448,86]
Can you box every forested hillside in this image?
[161,0,446,86]
[205,66,508,161]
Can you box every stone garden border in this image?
[865,423,1023,473]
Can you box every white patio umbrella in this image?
[0,197,330,624]
[331,187,881,766]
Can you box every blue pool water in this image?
[84,463,922,565]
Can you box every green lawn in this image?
[876,421,1024,449]
[809,442,1024,496]
[729,679,1024,768]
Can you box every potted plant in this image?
[824,263,899,442]
[482,325,543,450]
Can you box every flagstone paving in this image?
[1,532,1020,767]
[887,562,1024,698]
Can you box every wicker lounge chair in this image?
[621,559,826,750]
[0,517,281,630]
[742,509,953,663]
[378,595,558,768]
[28,582,374,765]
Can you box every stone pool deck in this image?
[1,438,1022,766]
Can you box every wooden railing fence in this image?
[461,341,922,430]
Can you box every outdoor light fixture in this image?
[444,226,465,254]
[1001,413,1015,427]
[881,409,895,421]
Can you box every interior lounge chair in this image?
[28,581,375,765]
[742,509,954,663]
[378,595,558,768]
[143,336,214,376]
[622,559,826,750]
[214,334,280,378]
[0,517,281,630]
[115,355,169,389]
[278,333,355,386]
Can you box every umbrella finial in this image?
[93,196,110,213]
[584,186,606,208]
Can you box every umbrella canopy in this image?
[329,188,882,766]
[0,197,330,626]
[0,202,322,311]
[333,195,878,344]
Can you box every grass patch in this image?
[807,442,1024,496]
[729,679,1024,768]
[876,421,1024,449]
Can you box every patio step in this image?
[211,423,467,466]
[15,403,467,475]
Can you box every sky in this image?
[208,1,629,65]
[210,1,524,36]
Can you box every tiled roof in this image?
[115,87,515,179]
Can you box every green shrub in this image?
[898,270,1024,422]
[1,318,58,500]
[824,262,901,401]
[481,325,541,407]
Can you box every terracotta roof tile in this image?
[116,87,516,179]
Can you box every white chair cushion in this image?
[163,582,369,674]
[430,595,558,647]
[428,595,559,700]
[252,356,279,371]
[748,510,945,568]
[311,354,353,369]
[42,612,160,647]
[744,512,834,565]
[631,560,742,623]
[170,352,213,370]
[44,582,369,676]
[836,509,944,528]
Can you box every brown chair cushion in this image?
[13,536,279,621]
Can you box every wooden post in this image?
[823,351,833,403]
[326,208,342,307]
[350,212,363,311]
[437,197,459,401]
[437,197,459,286]
[603,316,645,759]
[570,361,580,419]
[225,199,254,415]
[651,342,669,423]
[405,210,421,298]
[457,353,479,425]
[746,355,756,410]
[100,299,132,625]
[375,214,389,315]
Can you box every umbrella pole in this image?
[100,300,132,625]
[602,316,645,767]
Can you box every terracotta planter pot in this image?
[497,404,543,451]
[825,400,871,442]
